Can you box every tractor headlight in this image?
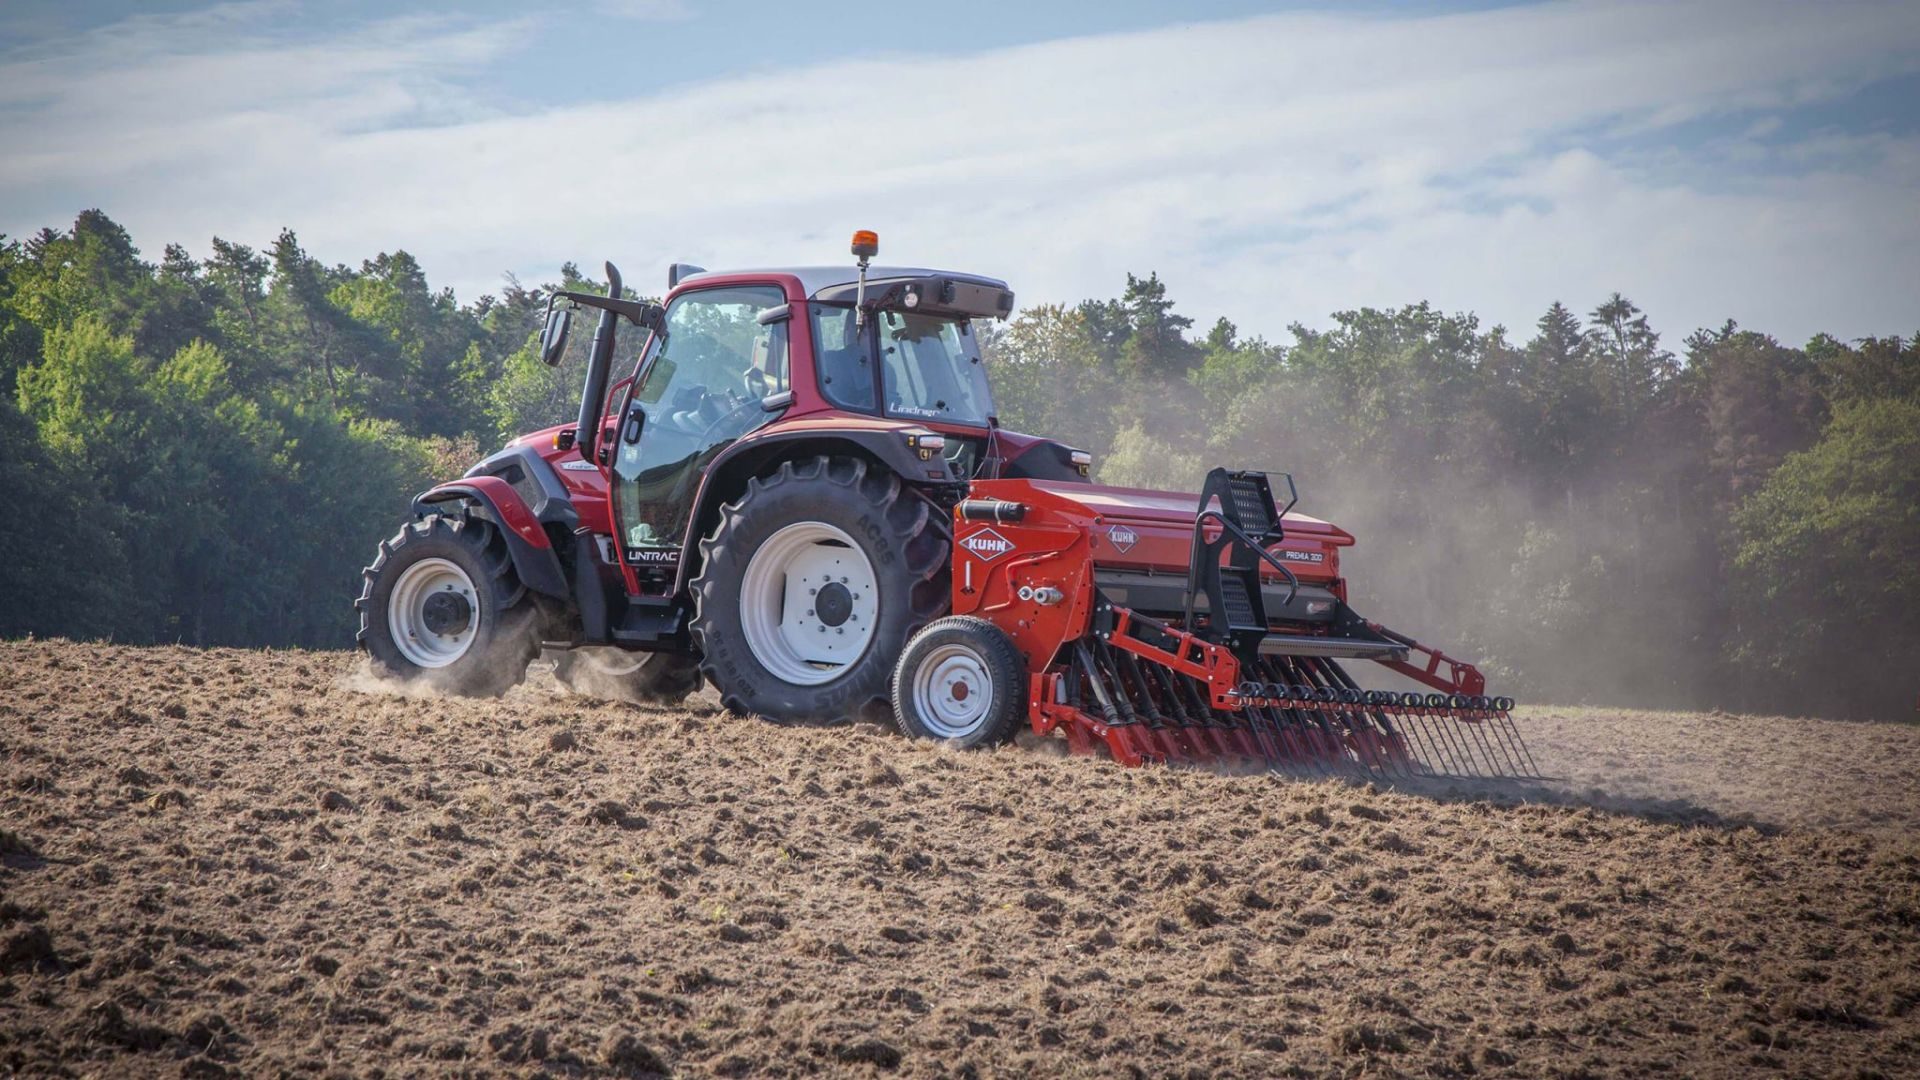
[905,431,945,461]
[1069,448,1092,476]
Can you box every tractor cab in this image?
[521,235,1084,596]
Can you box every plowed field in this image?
[3,640,1918,1078]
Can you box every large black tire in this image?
[355,514,541,697]
[551,647,703,706]
[691,456,949,723]
[890,616,1027,748]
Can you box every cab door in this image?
[609,284,790,590]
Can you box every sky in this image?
[2,0,1917,346]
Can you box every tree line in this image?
[3,212,1913,718]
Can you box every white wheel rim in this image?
[388,557,480,669]
[910,643,994,739]
[738,522,879,687]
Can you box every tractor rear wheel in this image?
[691,456,949,723]
[552,647,703,706]
[356,514,541,697]
[891,616,1027,748]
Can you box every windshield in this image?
[810,304,995,427]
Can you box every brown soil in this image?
[3,639,1918,1078]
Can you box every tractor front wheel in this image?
[691,456,949,723]
[356,515,541,697]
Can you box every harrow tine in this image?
[1421,696,1485,779]
[1508,719,1545,779]
[1486,706,1544,780]
[1474,707,1529,779]
[1399,708,1456,778]
[1458,708,1514,778]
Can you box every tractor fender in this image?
[462,445,581,531]
[412,477,570,600]
[670,426,963,595]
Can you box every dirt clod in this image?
[604,1032,669,1075]
[834,1038,902,1068]
[0,924,55,973]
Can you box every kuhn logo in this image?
[1107,525,1138,553]
[1278,549,1325,564]
[960,528,1014,561]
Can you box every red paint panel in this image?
[428,476,550,549]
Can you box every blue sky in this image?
[2,0,1916,345]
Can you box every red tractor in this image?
[358,233,1534,778]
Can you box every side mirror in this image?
[539,306,573,367]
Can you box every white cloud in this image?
[2,0,1917,344]
[593,0,694,20]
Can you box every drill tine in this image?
[1073,643,1122,728]
[1101,642,1175,762]
[1486,702,1543,778]
[1147,661,1224,761]
[1115,649,1165,725]
[1094,644,1139,725]
[1078,641,1156,764]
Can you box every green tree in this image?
[1730,396,1920,718]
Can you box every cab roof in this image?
[676,265,1011,300]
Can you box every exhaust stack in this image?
[573,261,623,463]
